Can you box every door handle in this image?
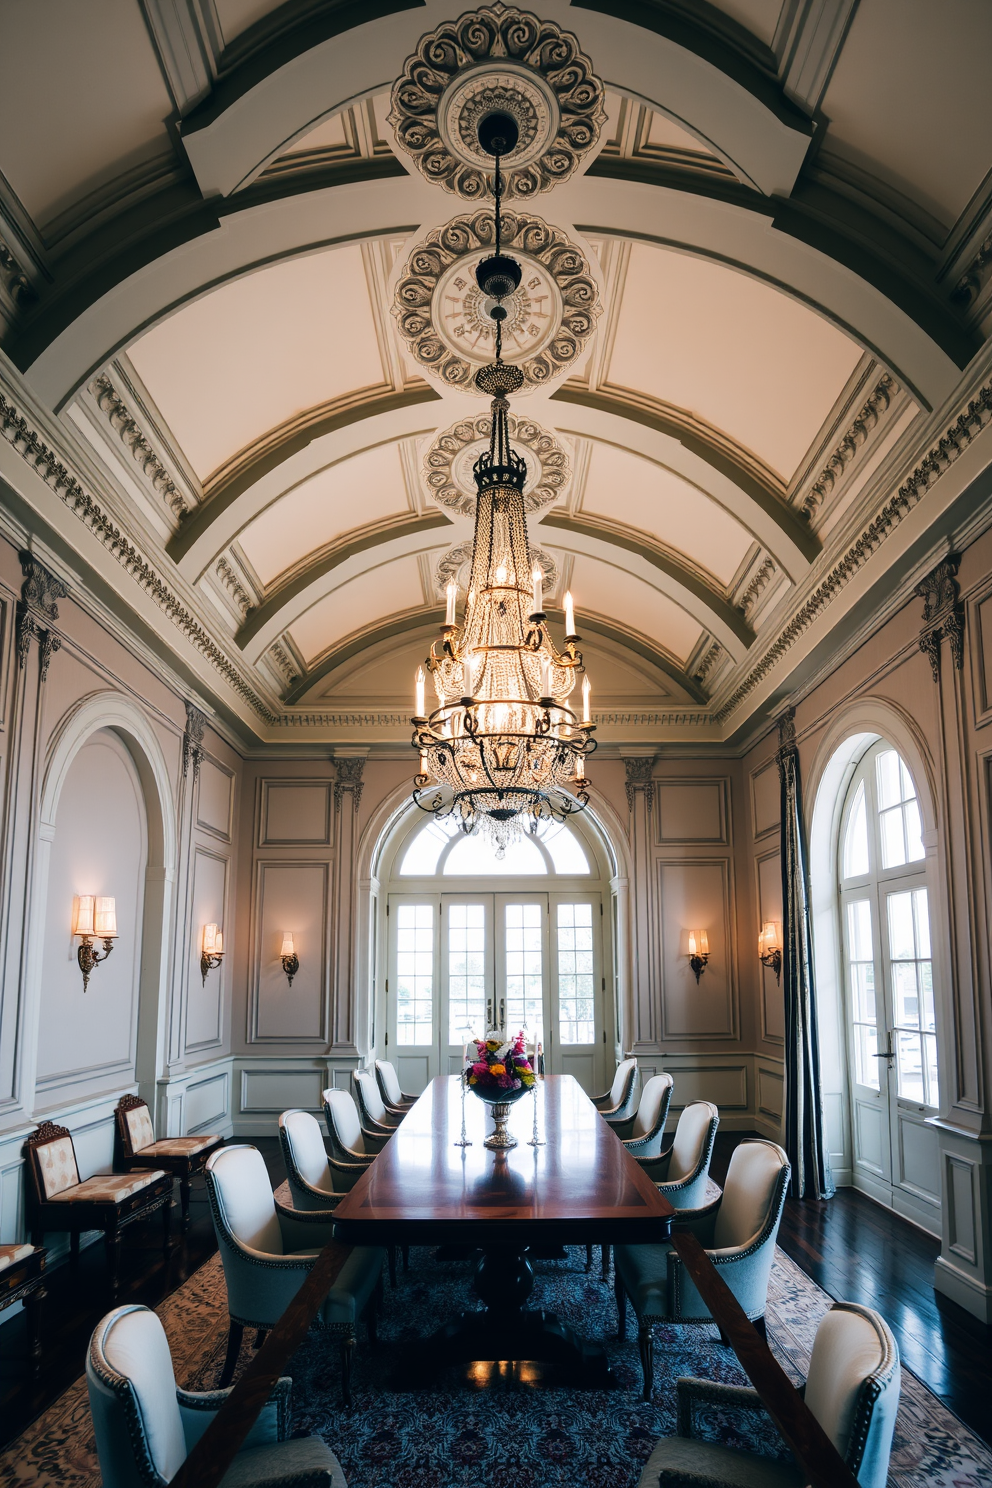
[873,1032,895,1064]
[499,997,505,1032]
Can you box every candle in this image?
[95,897,117,938]
[582,675,591,722]
[564,589,575,636]
[541,654,552,697]
[415,665,425,718]
[462,654,475,697]
[576,755,585,780]
[419,749,428,774]
[445,581,457,626]
[688,930,697,956]
[531,563,543,614]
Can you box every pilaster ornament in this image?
[333,756,366,813]
[182,701,207,781]
[424,410,569,515]
[392,209,601,394]
[389,4,606,201]
[915,556,964,683]
[16,551,67,675]
[624,756,656,814]
[90,375,190,519]
[801,375,895,519]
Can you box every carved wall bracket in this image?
[916,556,964,683]
[182,701,207,781]
[16,551,67,680]
[624,755,656,813]
[333,754,367,813]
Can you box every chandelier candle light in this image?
[411,109,596,855]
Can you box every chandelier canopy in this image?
[410,111,596,854]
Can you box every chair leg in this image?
[25,1283,45,1378]
[753,1314,767,1341]
[219,1321,244,1387]
[180,1176,192,1230]
[388,1245,398,1288]
[161,1196,172,1252]
[340,1333,356,1408]
[585,1244,593,1273]
[401,1245,409,1272]
[601,1243,610,1281]
[254,1329,268,1350]
[614,1270,627,1338]
[105,1229,121,1297]
[638,1323,654,1402]
[70,1231,80,1263]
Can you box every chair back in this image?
[205,1145,283,1255]
[375,1060,404,1106]
[712,1140,790,1250]
[354,1069,389,1126]
[804,1303,900,1488]
[25,1122,79,1202]
[630,1073,673,1142]
[667,1101,719,1182]
[323,1088,365,1157]
[278,1110,334,1204]
[116,1097,155,1159]
[610,1057,637,1109]
[87,1304,186,1488]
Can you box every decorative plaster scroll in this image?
[801,374,895,518]
[392,209,601,394]
[952,230,992,308]
[333,754,366,813]
[423,410,569,514]
[39,629,61,683]
[0,392,277,724]
[693,640,723,684]
[0,238,37,308]
[182,701,207,781]
[435,539,556,597]
[738,557,776,616]
[624,755,656,813]
[216,557,254,618]
[16,551,66,677]
[389,4,605,200]
[916,555,964,682]
[718,380,992,723]
[90,375,190,519]
[269,641,301,686]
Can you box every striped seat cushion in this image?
[139,1136,219,1157]
[0,1243,36,1272]
[49,1170,167,1203]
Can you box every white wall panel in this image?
[251,861,329,1041]
[259,781,332,845]
[659,860,737,1038]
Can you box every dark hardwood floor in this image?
[2,1132,991,1456]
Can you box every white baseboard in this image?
[934,1255,992,1322]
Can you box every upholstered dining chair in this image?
[591,1057,638,1121]
[374,1059,417,1114]
[87,1304,347,1488]
[607,1072,674,1152]
[353,1068,403,1133]
[204,1144,385,1404]
[614,1139,791,1399]
[636,1302,901,1488]
[322,1088,389,1165]
[115,1094,223,1230]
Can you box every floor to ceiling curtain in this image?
[778,708,835,1200]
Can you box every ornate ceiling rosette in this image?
[388,4,606,200]
[423,409,570,516]
[435,539,557,598]
[393,209,601,393]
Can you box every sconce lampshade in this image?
[687,929,709,957]
[202,922,222,955]
[95,897,117,939]
[758,921,781,956]
[72,895,95,937]
[281,932,295,958]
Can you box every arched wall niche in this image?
[25,691,178,1112]
[805,696,944,1188]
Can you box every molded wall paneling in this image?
[240,1067,325,1113]
[196,758,234,841]
[756,849,785,1042]
[659,860,737,1039]
[259,781,332,845]
[635,1055,749,1114]
[251,862,329,1041]
[947,1154,978,1264]
[657,780,727,843]
[750,758,780,838]
[184,1067,231,1133]
[186,847,228,1051]
[757,1062,784,1124]
[974,588,992,724]
[36,731,146,1092]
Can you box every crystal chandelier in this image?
[410,111,596,856]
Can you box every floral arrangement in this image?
[465,1030,536,1093]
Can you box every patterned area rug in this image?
[3,1198,991,1488]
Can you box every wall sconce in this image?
[687,929,709,983]
[281,932,300,986]
[759,921,782,984]
[200,923,224,986]
[73,895,117,992]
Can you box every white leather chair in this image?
[374,1060,417,1114]
[615,1140,790,1399]
[353,1069,403,1134]
[637,1302,900,1488]
[591,1057,638,1120]
[322,1089,389,1166]
[205,1144,385,1405]
[86,1304,347,1488]
[608,1073,674,1153]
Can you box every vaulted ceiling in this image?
[1,0,990,750]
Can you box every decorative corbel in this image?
[182,701,207,782]
[623,755,656,814]
[16,551,67,676]
[333,754,366,813]
[915,556,963,683]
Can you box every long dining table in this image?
[332,1073,674,1385]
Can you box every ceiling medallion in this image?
[389,4,606,200]
[424,411,569,516]
[436,540,557,599]
[393,209,601,393]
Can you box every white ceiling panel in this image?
[128,245,384,481]
[288,558,424,665]
[568,556,703,665]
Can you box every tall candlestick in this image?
[445,581,457,626]
[462,654,474,697]
[564,590,575,636]
[419,749,428,774]
[541,654,552,697]
[582,675,591,722]
[575,754,585,780]
[531,563,543,614]
[415,665,425,718]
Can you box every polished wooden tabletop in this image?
[332,1075,674,1247]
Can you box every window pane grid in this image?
[557,902,595,1044]
[887,887,938,1107]
[876,749,924,868]
[846,899,879,1090]
[447,903,487,1045]
[504,903,544,1045]
[395,904,434,1045]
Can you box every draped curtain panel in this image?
[778,710,835,1201]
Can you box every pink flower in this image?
[498,1073,514,1088]
[472,1061,488,1077]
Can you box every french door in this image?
[386,892,606,1094]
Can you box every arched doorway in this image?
[375,808,617,1096]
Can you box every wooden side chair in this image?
[0,1242,46,1376]
[24,1122,173,1298]
[115,1094,223,1230]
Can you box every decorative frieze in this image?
[693,641,723,685]
[90,375,190,519]
[916,556,964,682]
[216,557,254,618]
[389,5,605,200]
[424,410,569,515]
[738,558,777,617]
[269,642,301,686]
[624,756,656,813]
[801,375,895,518]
